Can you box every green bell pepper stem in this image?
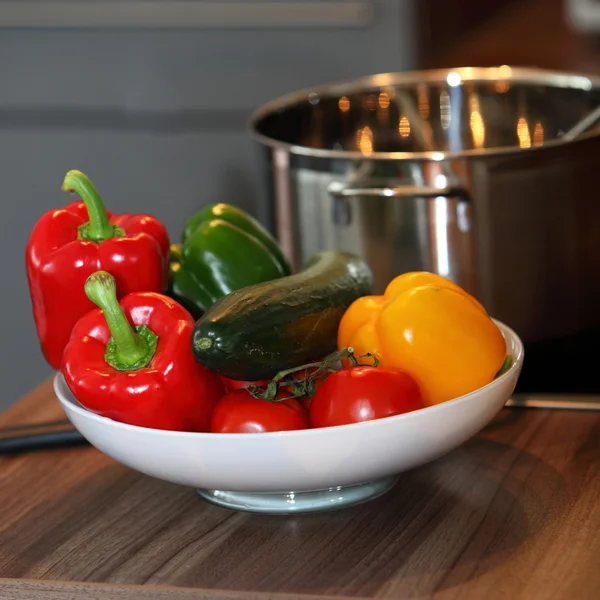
[62,170,123,242]
[84,271,157,371]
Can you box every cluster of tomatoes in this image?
[212,353,425,434]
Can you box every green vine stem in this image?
[247,347,379,402]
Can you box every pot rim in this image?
[248,66,600,161]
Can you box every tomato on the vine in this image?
[211,389,310,433]
[219,376,269,393]
[276,366,325,410]
[221,367,325,409]
[310,366,424,428]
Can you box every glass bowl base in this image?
[197,475,399,514]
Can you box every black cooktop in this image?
[515,326,600,395]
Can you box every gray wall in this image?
[0,0,418,409]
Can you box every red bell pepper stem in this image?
[84,271,158,370]
[62,170,123,242]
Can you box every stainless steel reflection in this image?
[250,67,600,344]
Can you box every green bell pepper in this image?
[181,203,291,276]
[167,243,213,319]
[167,204,291,319]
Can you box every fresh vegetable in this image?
[277,366,322,410]
[382,271,487,312]
[310,365,424,428]
[337,271,506,406]
[219,365,321,414]
[62,271,224,431]
[216,348,421,432]
[183,219,286,310]
[220,376,269,394]
[26,170,170,369]
[182,203,291,276]
[191,251,374,381]
[167,243,214,319]
[495,355,513,378]
[167,203,291,319]
[210,390,309,433]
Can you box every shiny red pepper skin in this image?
[26,201,170,370]
[62,291,225,431]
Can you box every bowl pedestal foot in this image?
[196,475,400,514]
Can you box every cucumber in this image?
[191,251,373,380]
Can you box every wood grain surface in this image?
[0,379,65,427]
[0,578,347,600]
[1,379,600,599]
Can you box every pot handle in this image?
[327,181,467,199]
[327,181,469,226]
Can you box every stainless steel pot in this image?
[249,67,600,345]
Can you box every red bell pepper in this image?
[62,271,225,431]
[26,170,170,370]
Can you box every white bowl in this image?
[54,320,523,514]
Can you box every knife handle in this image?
[0,421,87,455]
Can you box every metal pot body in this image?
[251,68,600,344]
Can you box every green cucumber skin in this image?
[191,251,374,380]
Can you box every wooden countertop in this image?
[1,379,600,599]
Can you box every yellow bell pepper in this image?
[337,272,506,406]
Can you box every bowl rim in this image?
[248,65,600,161]
[55,319,524,440]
